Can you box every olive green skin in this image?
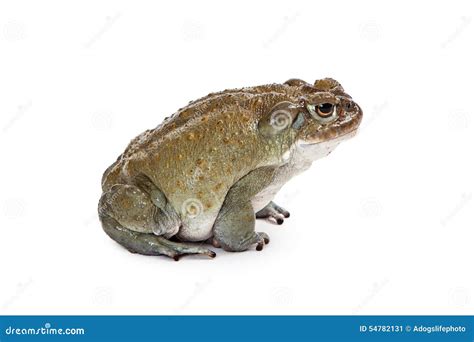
[99,78,362,258]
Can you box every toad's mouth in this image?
[299,128,359,147]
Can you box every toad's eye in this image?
[316,103,334,117]
[307,103,337,123]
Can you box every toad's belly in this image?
[176,207,220,241]
[251,182,284,212]
[251,158,312,212]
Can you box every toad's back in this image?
[101,89,295,240]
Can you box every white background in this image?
[1,0,473,315]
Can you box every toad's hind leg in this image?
[98,183,215,260]
[100,215,215,260]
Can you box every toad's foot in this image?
[254,232,270,251]
[256,201,290,225]
[100,215,216,261]
[204,235,269,250]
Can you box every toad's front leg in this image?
[213,200,270,252]
[213,167,276,252]
[256,201,290,225]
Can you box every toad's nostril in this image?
[343,101,355,112]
